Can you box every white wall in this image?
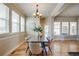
[26,17,40,35]
[45,17,54,39]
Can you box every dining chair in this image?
[29,42,43,56]
[25,35,31,53]
[41,42,48,55]
[45,37,53,54]
[28,34,43,56]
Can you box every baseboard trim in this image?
[3,41,25,56]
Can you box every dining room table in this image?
[25,36,48,55]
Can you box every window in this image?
[21,17,25,32]
[70,22,77,35]
[0,4,9,34]
[12,11,19,32]
[45,25,49,38]
[54,22,60,35]
[62,22,69,35]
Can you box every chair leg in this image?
[26,46,29,53]
[49,47,52,54]
[29,50,32,56]
[42,50,44,56]
[43,47,47,56]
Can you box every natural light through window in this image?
[21,17,25,32]
[45,25,49,39]
[54,22,60,35]
[62,22,69,35]
[70,22,77,35]
[12,11,19,33]
[0,4,9,34]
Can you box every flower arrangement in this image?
[33,26,43,39]
[33,26,43,32]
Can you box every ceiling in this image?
[59,3,79,16]
[14,3,57,17]
[13,3,79,17]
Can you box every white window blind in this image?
[54,22,60,35]
[12,11,19,32]
[70,22,77,35]
[62,22,69,35]
[0,4,9,34]
[21,17,25,32]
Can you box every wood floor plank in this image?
[9,40,79,56]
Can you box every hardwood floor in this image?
[9,40,79,56]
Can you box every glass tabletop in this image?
[25,36,48,43]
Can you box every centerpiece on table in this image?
[33,26,43,40]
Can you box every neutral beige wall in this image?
[40,17,46,36]
[55,16,77,22]
[0,4,26,55]
[0,33,26,55]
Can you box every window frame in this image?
[61,22,69,35]
[70,22,77,35]
[53,21,78,36]
[0,4,9,34]
[12,10,20,33]
[54,22,61,35]
[0,4,26,38]
[20,16,25,32]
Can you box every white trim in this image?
[3,41,25,56]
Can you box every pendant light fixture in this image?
[33,4,42,18]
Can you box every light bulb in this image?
[33,13,36,16]
[37,12,40,15]
[39,14,42,16]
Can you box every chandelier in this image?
[33,4,42,18]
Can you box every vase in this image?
[38,32,41,40]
